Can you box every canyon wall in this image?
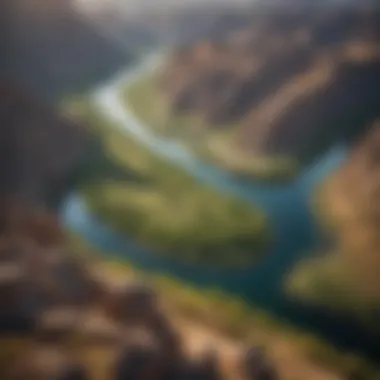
[160,4,380,164]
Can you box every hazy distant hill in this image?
[0,0,131,102]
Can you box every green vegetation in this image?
[286,254,380,329]
[67,235,380,380]
[124,73,300,182]
[65,98,269,267]
[124,73,204,136]
[200,140,300,183]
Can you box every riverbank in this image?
[286,150,380,331]
[123,71,300,182]
[68,235,380,380]
[70,99,269,267]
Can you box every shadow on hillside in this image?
[47,137,148,209]
[0,0,133,104]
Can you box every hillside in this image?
[0,0,130,102]
[287,120,380,327]
[0,81,97,206]
[135,4,380,178]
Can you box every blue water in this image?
[60,58,380,357]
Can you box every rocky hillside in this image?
[287,120,380,324]
[0,197,278,380]
[0,0,130,102]
[0,80,97,206]
[1,196,378,380]
[160,4,380,166]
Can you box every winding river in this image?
[60,55,380,357]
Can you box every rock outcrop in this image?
[159,3,380,165]
[242,346,278,380]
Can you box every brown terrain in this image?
[288,120,380,314]
[159,4,380,164]
[0,196,282,380]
